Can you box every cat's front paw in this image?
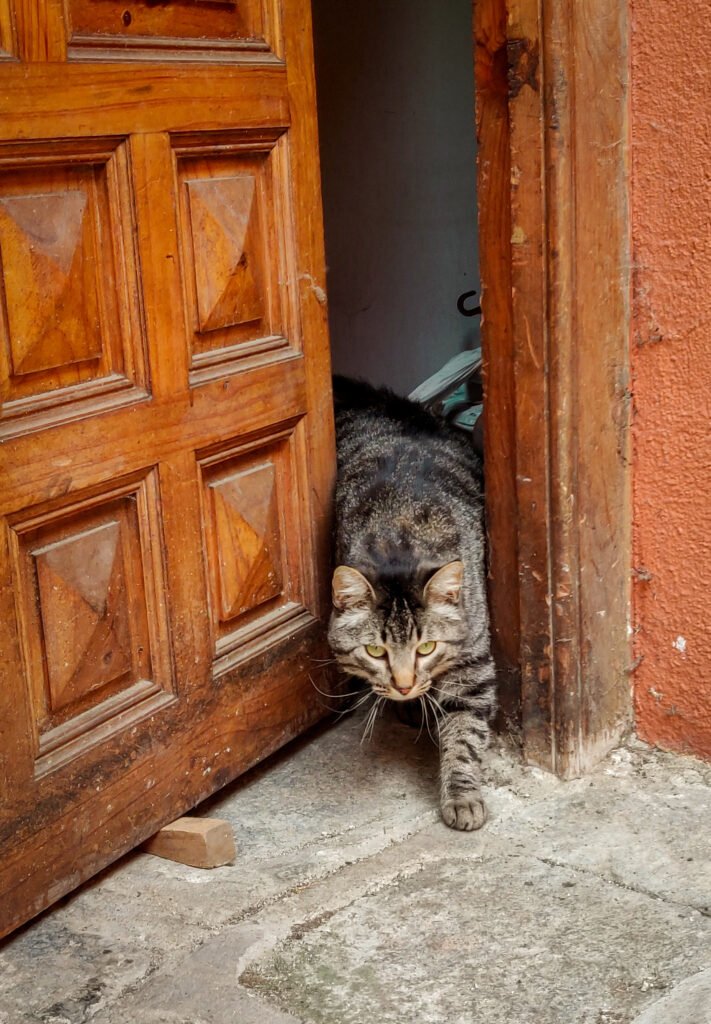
[441,795,487,831]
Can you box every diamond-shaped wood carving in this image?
[186,175,265,333]
[210,462,283,622]
[0,146,146,431]
[11,473,172,765]
[0,189,102,376]
[34,520,132,713]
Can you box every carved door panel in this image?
[0,0,334,937]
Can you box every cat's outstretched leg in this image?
[438,707,490,831]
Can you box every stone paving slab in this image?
[1,709,709,1024]
[484,744,711,916]
[630,968,711,1024]
[89,924,305,1024]
[0,712,440,1024]
[198,708,440,861]
[0,868,213,1024]
[240,836,710,1024]
[90,819,711,1024]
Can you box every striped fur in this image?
[328,377,497,830]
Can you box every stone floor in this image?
[1,706,710,1024]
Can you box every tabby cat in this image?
[328,376,497,831]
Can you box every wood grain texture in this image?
[174,130,299,380]
[65,0,282,61]
[0,623,328,937]
[0,356,308,509]
[142,817,236,869]
[35,520,132,709]
[571,1,631,770]
[0,0,16,58]
[0,64,289,141]
[0,188,102,375]
[0,0,335,938]
[210,462,283,620]
[174,136,295,369]
[502,0,631,775]
[67,0,263,46]
[0,140,147,436]
[14,0,66,61]
[199,424,311,662]
[474,0,520,727]
[281,0,335,620]
[187,175,265,333]
[8,471,172,770]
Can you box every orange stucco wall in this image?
[631,0,711,758]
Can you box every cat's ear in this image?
[423,561,464,606]
[332,565,376,610]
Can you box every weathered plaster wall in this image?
[632,0,711,758]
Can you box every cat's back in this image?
[333,376,480,482]
[334,375,441,459]
[332,376,483,566]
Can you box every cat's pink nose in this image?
[392,666,415,695]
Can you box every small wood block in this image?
[141,817,236,868]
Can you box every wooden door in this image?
[0,0,334,938]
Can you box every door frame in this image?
[475,0,632,776]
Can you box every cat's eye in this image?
[416,641,437,656]
[365,644,387,659]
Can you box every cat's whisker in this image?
[359,698,376,745]
[424,693,444,746]
[371,697,386,741]
[360,696,383,745]
[430,686,454,709]
[426,690,448,717]
[350,690,376,712]
[308,675,365,700]
[315,699,349,714]
[333,689,375,721]
[419,692,431,741]
[422,693,439,747]
[422,694,436,745]
[306,674,375,718]
[415,696,426,743]
[318,697,364,716]
[367,698,383,743]
[363,707,374,744]
[355,688,376,705]
[426,690,446,719]
[360,704,375,745]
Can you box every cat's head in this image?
[327,561,467,701]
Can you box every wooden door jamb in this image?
[475,0,632,777]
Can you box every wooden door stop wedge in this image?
[142,817,236,868]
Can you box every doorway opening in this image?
[311,0,509,716]
[311,0,481,410]
[312,0,631,777]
